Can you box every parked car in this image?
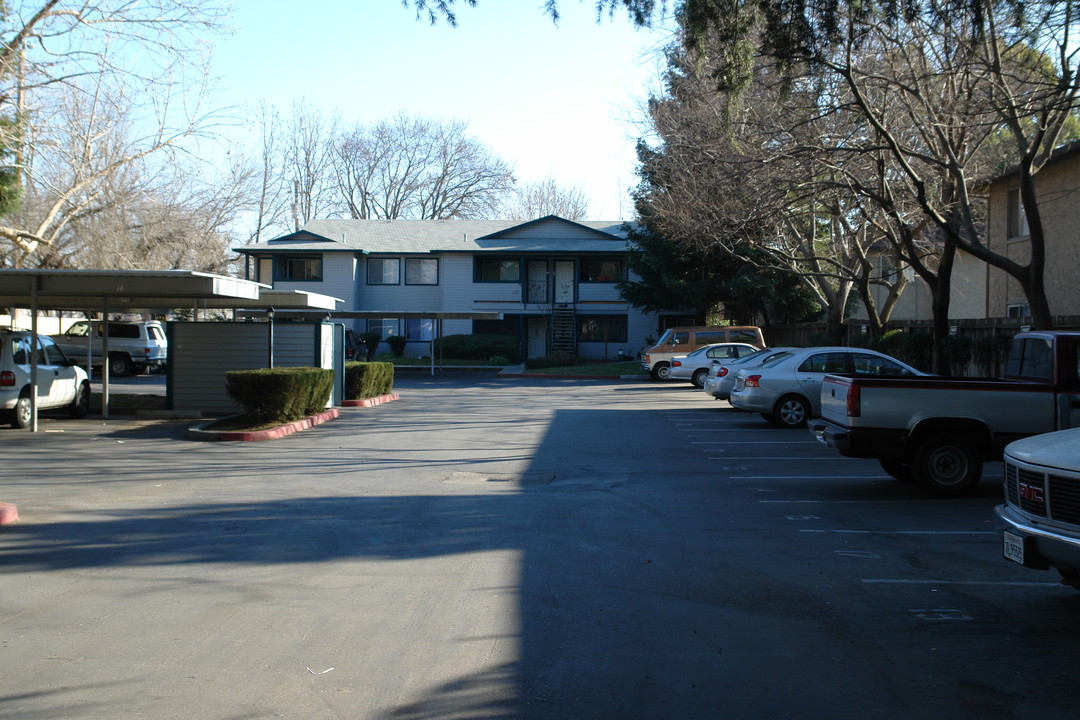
[1,330,90,428]
[669,342,761,387]
[996,427,1080,588]
[344,329,368,361]
[55,320,167,377]
[729,346,924,429]
[640,325,765,380]
[704,348,797,401]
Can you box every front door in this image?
[527,317,548,360]
[554,261,575,304]
[527,261,548,303]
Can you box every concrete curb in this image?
[342,392,399,408]
[499,373,650,381]
[187,408,340,442]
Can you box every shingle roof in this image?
[237,216,631,255]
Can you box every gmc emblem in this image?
[1019,482,1045,503]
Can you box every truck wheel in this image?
[650,362,671,381]
[912,434,982,497]
[879,457,913,482]
[691,369,709,388]
[108,353,134,377]
[12,393,31,429]
[69,381,90,418]
[773,394,810,429]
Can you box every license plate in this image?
[1003,530,1025,565]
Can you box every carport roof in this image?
[0,269,340,312]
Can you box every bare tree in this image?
[282,100,339,231]
[332,113,515,220]
[504,176,589,220]
[0,0,231,261]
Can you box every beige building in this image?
[984,142,1080,319]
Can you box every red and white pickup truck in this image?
[808,331,1080,496]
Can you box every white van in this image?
[56,320,168,376]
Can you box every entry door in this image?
[527,261,548,303]
[527,317,547,359]
[554,261,575,304]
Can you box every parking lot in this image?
[1,374,1078,719]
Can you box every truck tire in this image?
[108,353,134,377]
[773,394,810,429]
[691,368,709,388]
[912,434,982,497]
[650,362,671,381]
[879,457,913,482]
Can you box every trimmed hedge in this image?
[345,361,395,400]
[433,333,520,362]
[525,351,584,369]
[225,367,334,424]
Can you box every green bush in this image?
[525,351,584,369]
[225,367,334,424]
[386,335,407,356]
[359,331,381,357]
[345,361,395,400]
[487,355,511,366]
[433,333,520,362]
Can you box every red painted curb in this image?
[208,408,340,442]
[342,392,400,408]
[0,502,18,525]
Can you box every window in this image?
[852,354,914,377]
[578,315,627,343]
[367,258,400,285]
[405,258,438,285]
[798,352,850,374]
[1006,304,1030,319]
[1007,188,1030,240]
[280,256,322,281]
[580,258,623,283]
[367,318,400,339]
[1005,337,1053,381]
[476,258,520,282]
[406,319,434,341]
[41,338,67,366]
[474,318,520,336]
[695,332,728,345]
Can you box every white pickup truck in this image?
[808,331,1080,496]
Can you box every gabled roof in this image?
[236,216,631,255]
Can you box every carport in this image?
[0,269,340,431]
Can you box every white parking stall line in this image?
[862,579,1061,587]
[800,529,995,535]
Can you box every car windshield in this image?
[731,348,772,364]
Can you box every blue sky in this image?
[209,0,673,220]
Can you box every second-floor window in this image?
[406,258,438,285]
[579,258,624,282]
[280,257,322,281]
[476,258,520,282]
[368,258,400,285]
[1007,188,1030,240]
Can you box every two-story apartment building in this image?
[236,215,663,361]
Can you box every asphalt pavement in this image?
[1,374,1078,719]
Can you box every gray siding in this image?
[169,322,333,415]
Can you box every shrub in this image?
[386,335,408,356]
[225,367,334,424]
[345,361,395,400]
[525,351,584,369]
[487,355,511,366]
[359,331,381,357]
[433,333,520,362]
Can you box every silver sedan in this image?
[704,348,796,401]
[668,343,761,387]
[729,346,925,428]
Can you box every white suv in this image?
[1,330,90,428]
[56,320,167,376]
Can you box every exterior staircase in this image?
[550,306,577,354]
